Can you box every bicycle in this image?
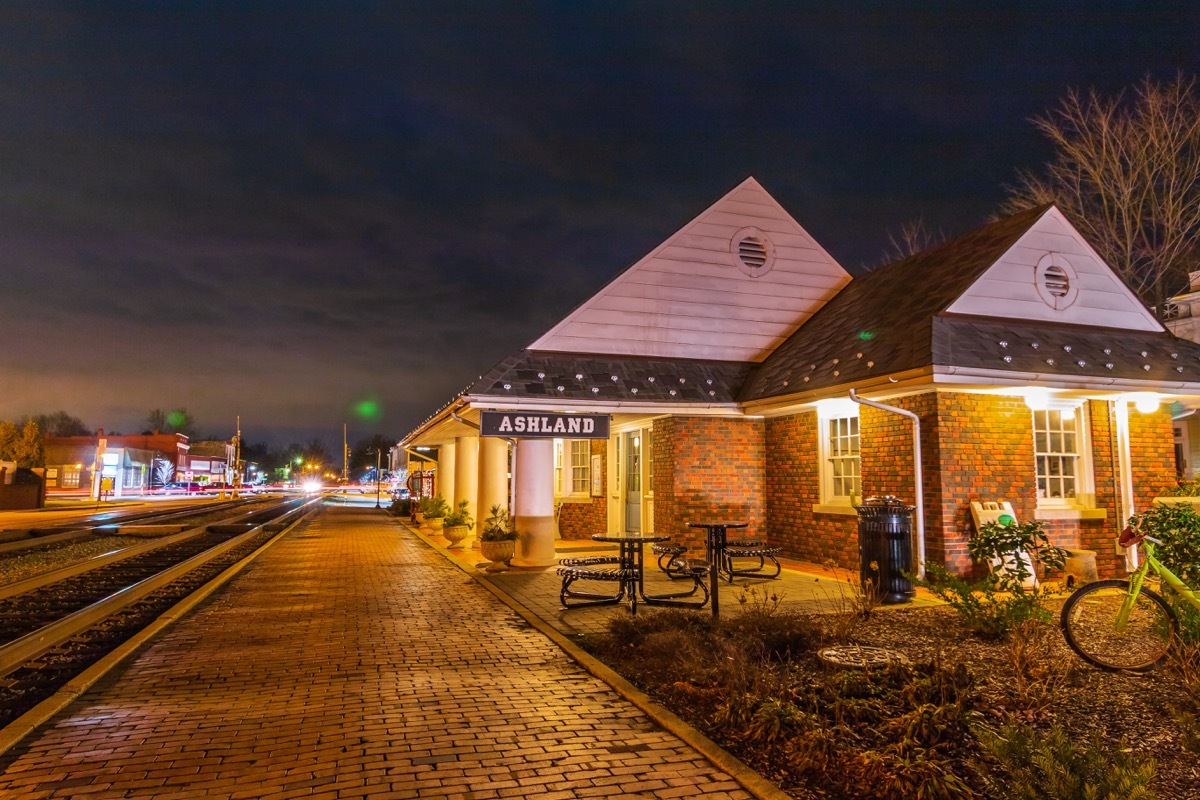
[1060,524,1200,671]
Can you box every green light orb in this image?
[166,410,187,427]
[858,331,874,341]
[353,398,382,422]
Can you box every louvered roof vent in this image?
[731,227,776,277]
[1034,253,1079,310]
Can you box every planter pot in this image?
[443,524,471,548]
[428,517,445,531]
[414,511,426,525]
[479,539,516,572]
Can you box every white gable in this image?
[530,177,851,362]
[945,207,1163,332]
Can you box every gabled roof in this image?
[741,205,1052,400]
[741,204,1199,402]
[530,177,850,362]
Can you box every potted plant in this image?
[420,494,449,531]
[478,504,519,572]
[441,500,475,548]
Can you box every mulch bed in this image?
[585,602,1199,800]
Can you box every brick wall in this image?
[764,412,858,569]
[556,439,607,540]
[654,416,765,551]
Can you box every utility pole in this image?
[342,423,348,483]
[232,416,241,498]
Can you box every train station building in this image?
[399,178,1200,578]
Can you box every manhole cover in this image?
[817,645,909,670]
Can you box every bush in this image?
[981,723,1158,800]
[389,497,412,517]
[418,494,449,519]
[920,563,1055,640]
[969,518,1067,589]
[1129,502,1200,587]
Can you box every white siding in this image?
[530,177,851,362]
[946,208,1163,332]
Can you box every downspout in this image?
[849,388,926,579]
[1113,400,1138,571]
[451,409,518,512]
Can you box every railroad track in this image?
[0,496,270,556]
[0,497,321,732]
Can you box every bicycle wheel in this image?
[1061,579,1178,671]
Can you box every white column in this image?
[511,438,557,567]
[437,443,456,504]
[477,437,509,527]
[454,435,478,530]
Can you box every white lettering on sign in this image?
[499,417,513,432]
[527,416,540,432]
[583,418,595,433]
[568,418,581,434]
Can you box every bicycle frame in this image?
[1116,539,1200,631]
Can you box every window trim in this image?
[1031,400,1096,511]
[554,438,592,500]
[815,402,861,508]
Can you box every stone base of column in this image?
[511,514,558,567]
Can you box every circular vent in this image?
[730,227,776,277]
[1034,253,1079,310]
[1043,265,1070,297]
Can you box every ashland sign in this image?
[479,411,610,439]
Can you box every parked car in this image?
[164,481,204,494]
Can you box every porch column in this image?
[437,443,456,504]
[453,435,478,527]
[511,438,556,567]
[477,436,509,527]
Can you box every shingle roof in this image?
[741,205,1070,400]
[467,351,754,405]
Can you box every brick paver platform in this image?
[0,508,753,799]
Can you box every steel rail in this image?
[0,499,292,601]
[0,497,321,677]
[0,498,264,555]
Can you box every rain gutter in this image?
[849,388,926,579]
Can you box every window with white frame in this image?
[1032,407,1079,502]
[555,439,592,497]
[570,440,590,494]
[1030,402,1095,507]
[818,401,861,504]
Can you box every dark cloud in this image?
[1,1,1198,446]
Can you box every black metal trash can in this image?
[854,496,916,604]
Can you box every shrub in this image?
[980,723,1157,800]
[1129,502,1200,587]
[920,563,1055,640]
[389,497,412,517]
[441,500,474,530]
[969,518,1067,589]
[418,494,449,519]
[998,618,1074,719]
[479,504,518,542]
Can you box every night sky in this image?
[2,2,1198,448]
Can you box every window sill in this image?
[556,495,593,504]
[1033,507,1107,521]
[812,503,857,516]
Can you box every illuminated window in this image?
[818,402,861,504]
[555,439,592,497]
[1032,408,1079,502]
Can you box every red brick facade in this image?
[758,393,1177,577]
[653,416,765,551]
[556,439,607,540]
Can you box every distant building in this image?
[43,429,189,498]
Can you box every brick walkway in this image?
[0,508,753,799]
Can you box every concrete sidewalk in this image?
[0,507,755,800]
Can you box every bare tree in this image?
[883,218,945,263]
[32,411,89,437]
[1002,74,1200,316]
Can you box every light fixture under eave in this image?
[1128,392,1160,414]
[1023,388,1050,411]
